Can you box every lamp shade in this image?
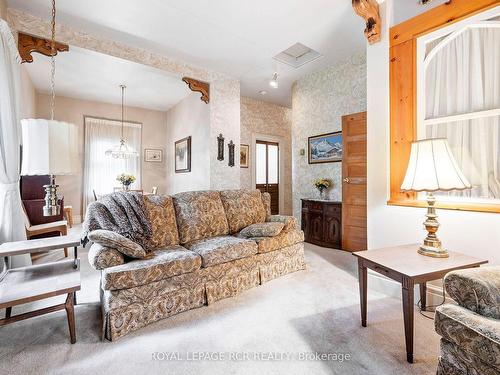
[401,138,471,192]
[21,119,78,176]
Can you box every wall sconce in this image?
[217,134,224,161]
[228,141,235,167]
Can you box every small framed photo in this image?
[144,148,163,162]
[175,136,191,173]
[308,131,343,164]
[240,144,249,168]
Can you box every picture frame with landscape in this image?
[308,131,342,164]
[175,136,191,173]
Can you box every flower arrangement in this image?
[314,178,331,199]
[116,173,136,190]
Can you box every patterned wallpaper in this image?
[291,52,367,220]
[210,79,241,190]
[240,97,292,214]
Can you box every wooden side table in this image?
[353,244,488,363]
[0,236,81,343]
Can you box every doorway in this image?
[255,140,279,214]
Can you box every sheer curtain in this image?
[0,20,30,267]
[82,117,142,213]
[425,26,500,200]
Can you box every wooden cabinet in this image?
[301,199,342,249]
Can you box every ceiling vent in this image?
[273,43,322,68]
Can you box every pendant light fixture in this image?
[269,72,279,89]
[105,84,139,159]
[21,0,78,217]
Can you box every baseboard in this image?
[367,270,453,306]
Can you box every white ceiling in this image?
[8,0,367,107]
[24,46,190,111]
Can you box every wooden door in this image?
[342,112,367,251]
[255,140,279,214]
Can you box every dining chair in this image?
[22,204,69,257]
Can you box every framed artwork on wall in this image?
[144,148,163,162]
[240,144,249,168]
[308,131,342,164]
[175,136,191,173]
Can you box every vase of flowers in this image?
[116,173,136,191]
[314,178,331,200]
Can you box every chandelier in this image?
[105,84,138,159]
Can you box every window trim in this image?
[388,0,500,214]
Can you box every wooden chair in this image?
[63,206,74,228]
[22,204,69,257]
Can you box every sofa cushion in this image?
[438,338,498,375]
[173,191,229,244]
[102,245,202,290]
[243,229,305,254]
[266,215,298,231]
[435,304,500,371]
[144,195,180,249]
[88,243,125,270]
[88,229,146,259]
[444,266,500,320]
[240,222,284,238]
[220,189,267,234]
[185,235,258,267]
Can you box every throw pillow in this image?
[239,222,284,238]
[88,229,147,259]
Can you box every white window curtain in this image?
[82,117,142,213]
[425,26,500,201]
[0,20,30,267]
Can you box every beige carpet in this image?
[0,239,440,375]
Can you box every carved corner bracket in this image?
[182,77,210,104]
[352,0,381,45]
[18,32,69,63]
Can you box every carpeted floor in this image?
[0,236,440,375]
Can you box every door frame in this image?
[251,132,284,214]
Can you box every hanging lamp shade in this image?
[105,84,138,159]
[21,119,78,176]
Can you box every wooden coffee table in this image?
[353,244,488,363]
[0,236,81,343]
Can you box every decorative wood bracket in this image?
[182,77,210,104]
[18,32,69,63]
[352,0,381,44]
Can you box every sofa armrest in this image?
[261,192,271,217]
[266,215,298,231]
[88,243,125,271]
[435,304,500,371]
[444,266,500,319]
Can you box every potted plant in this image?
[314,178,331,200]
[116,173,136,191]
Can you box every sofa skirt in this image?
[101,242,306,341]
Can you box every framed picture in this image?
[308,131,343,164]
[144,148,163,162]
[240,144,249,168]
[175,136,191,173]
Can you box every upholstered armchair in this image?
[435,266,500,375]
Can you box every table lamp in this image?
[21,119,77,216]
[401,138,471,258]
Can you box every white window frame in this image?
[416,7,500,204]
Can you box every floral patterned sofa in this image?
[435,266,500,375]
[87,189,305,340]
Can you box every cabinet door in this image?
[309,212,324,242]
[301,211,309,237]
[324,214,341,248]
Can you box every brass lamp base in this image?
[419,192,449,258]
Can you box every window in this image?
[388,0,500,213]
[417,9,500,204]
[82,116,142,211]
